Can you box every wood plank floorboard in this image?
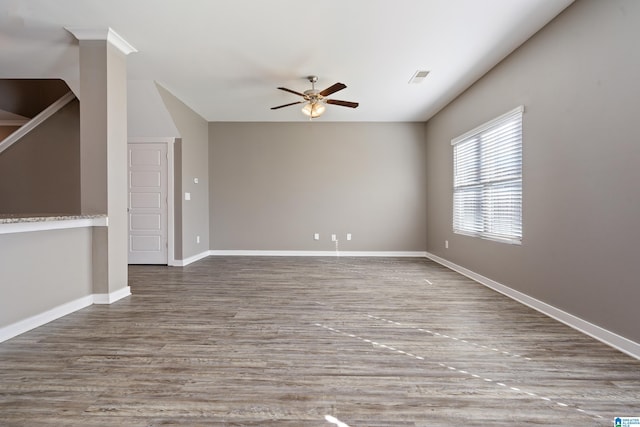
[1,256,639,426]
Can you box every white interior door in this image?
[128,143,168,264]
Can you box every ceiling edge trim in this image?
[65,27,137,55]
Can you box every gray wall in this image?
[0,227,93,328]
[209,122,427,252]
[157,84,210,259]
[0,100,80,214]
[425,0,640,342]
[127,80,180,138]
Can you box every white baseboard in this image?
[425,252,640,361]
[0,295,92,342]
[93,286,131,304]
[175,250,211,266]
[0,288,131,343]
[208,250,428,258]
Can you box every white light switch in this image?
[314,233,320,240]
[331,234,337,242]
[194,178,199,184]
[185,192,191,200]
[346,233,352,241]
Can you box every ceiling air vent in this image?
[409,70,430,84]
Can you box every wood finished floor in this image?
[1,256,639,426]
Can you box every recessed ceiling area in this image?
[0,0,573,122]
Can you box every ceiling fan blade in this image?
[319,82,346,97]
[277,87,306,97]
[271,101,304,110]
[326,99,359,108]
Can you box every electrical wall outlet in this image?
[314,233,320,240]
[346,233,352,241]
[197,235,200,244]
[445,240,449,249]
[331,234,337,242]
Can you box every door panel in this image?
[130,192,161,209]
[130,171,161,187]
[128,143,168,264]
[130,213,161,230]
[130,235,162,251]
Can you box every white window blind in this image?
[452,106,523,244]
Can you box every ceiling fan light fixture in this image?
[301,101,326,118]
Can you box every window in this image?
[452,106,523,244]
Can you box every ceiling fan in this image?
[271,76,359,119]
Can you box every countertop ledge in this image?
[0,214,108,234]
[0,214,107,224]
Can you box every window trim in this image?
[451,106,524,146]
[451,105,524,245]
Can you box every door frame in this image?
[128,137,176,266]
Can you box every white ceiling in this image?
[0,0,573,122]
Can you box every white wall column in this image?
[67,28,136,294]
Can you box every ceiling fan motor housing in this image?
[304,89,322,102]
[305,76,321,102]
